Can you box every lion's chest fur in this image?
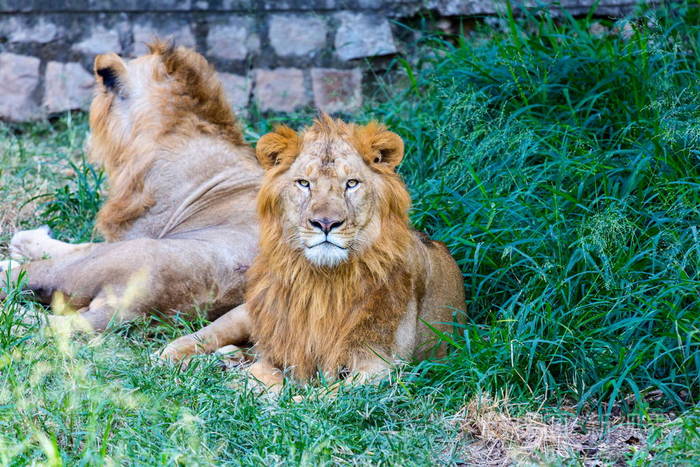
[248,261,414,380]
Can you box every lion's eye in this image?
[346,179,360,189]
[296,179,310,189]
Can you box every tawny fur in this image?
[90,41,246,240]
[248,117,414,379]
[161,115,465,386]
[1,42,262,330]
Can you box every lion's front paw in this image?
[9,226,53,260]
[215,344,248,369]
[156,336,198,366]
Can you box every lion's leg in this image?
[12,275,147,336]
[248,357,284,392]
[3,236,250,334]
[9,226,96,261]
[1,258,84,304]
[1,255,95,307]
[0,241,151,326]
[159,303,252,363]
[45,289,145,333]
[0,234,102,304]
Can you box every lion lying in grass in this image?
[0,42,262,331]
[160,115,465,389]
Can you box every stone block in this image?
[132,21,196,56]
[434,0,503,16]
[0,53,41,121]
[334,12,396,61]
[311,68,361,113]
[73,25,122,55]
[253,68,308,112]
[268,14,327,58]
[588,21,610,38]
[0,17,61,43]
[207,17,260,61]
[221,0,257,9]
[0,0,195,11]
[218,72,251,111]
[43,62,94,114]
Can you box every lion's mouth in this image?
[307,240,347,250]
[303,238,351,267]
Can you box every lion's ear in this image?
[256,126,300,170]
[372,130,404,168]
[355,122,405,170]
[94,53,127,95]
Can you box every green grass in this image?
[374,3,700,412]
[1,3,699,464]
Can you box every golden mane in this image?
[246,116,416,379]
[148,40,244,146]
[90,41,244,240]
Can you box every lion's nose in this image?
[309,217,345,235]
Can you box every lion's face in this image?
[256,116,408,268]
[280,136,381,267]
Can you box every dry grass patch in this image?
[455,396,658,465]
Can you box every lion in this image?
[159,115,465,390]
[0,42,262,331]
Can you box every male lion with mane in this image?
[160,115,465,389]
[0,42,262,330]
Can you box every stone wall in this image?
[0,0,658,121]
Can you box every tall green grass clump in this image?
[32,114,103,243]
[370,4,699,415]
[37,161,103,242]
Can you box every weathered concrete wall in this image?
[0,1,658,120]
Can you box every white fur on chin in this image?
[304,243,349,267]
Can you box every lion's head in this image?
[87,41,245,240]
[255,115,411,268]
[89,41,242,174]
